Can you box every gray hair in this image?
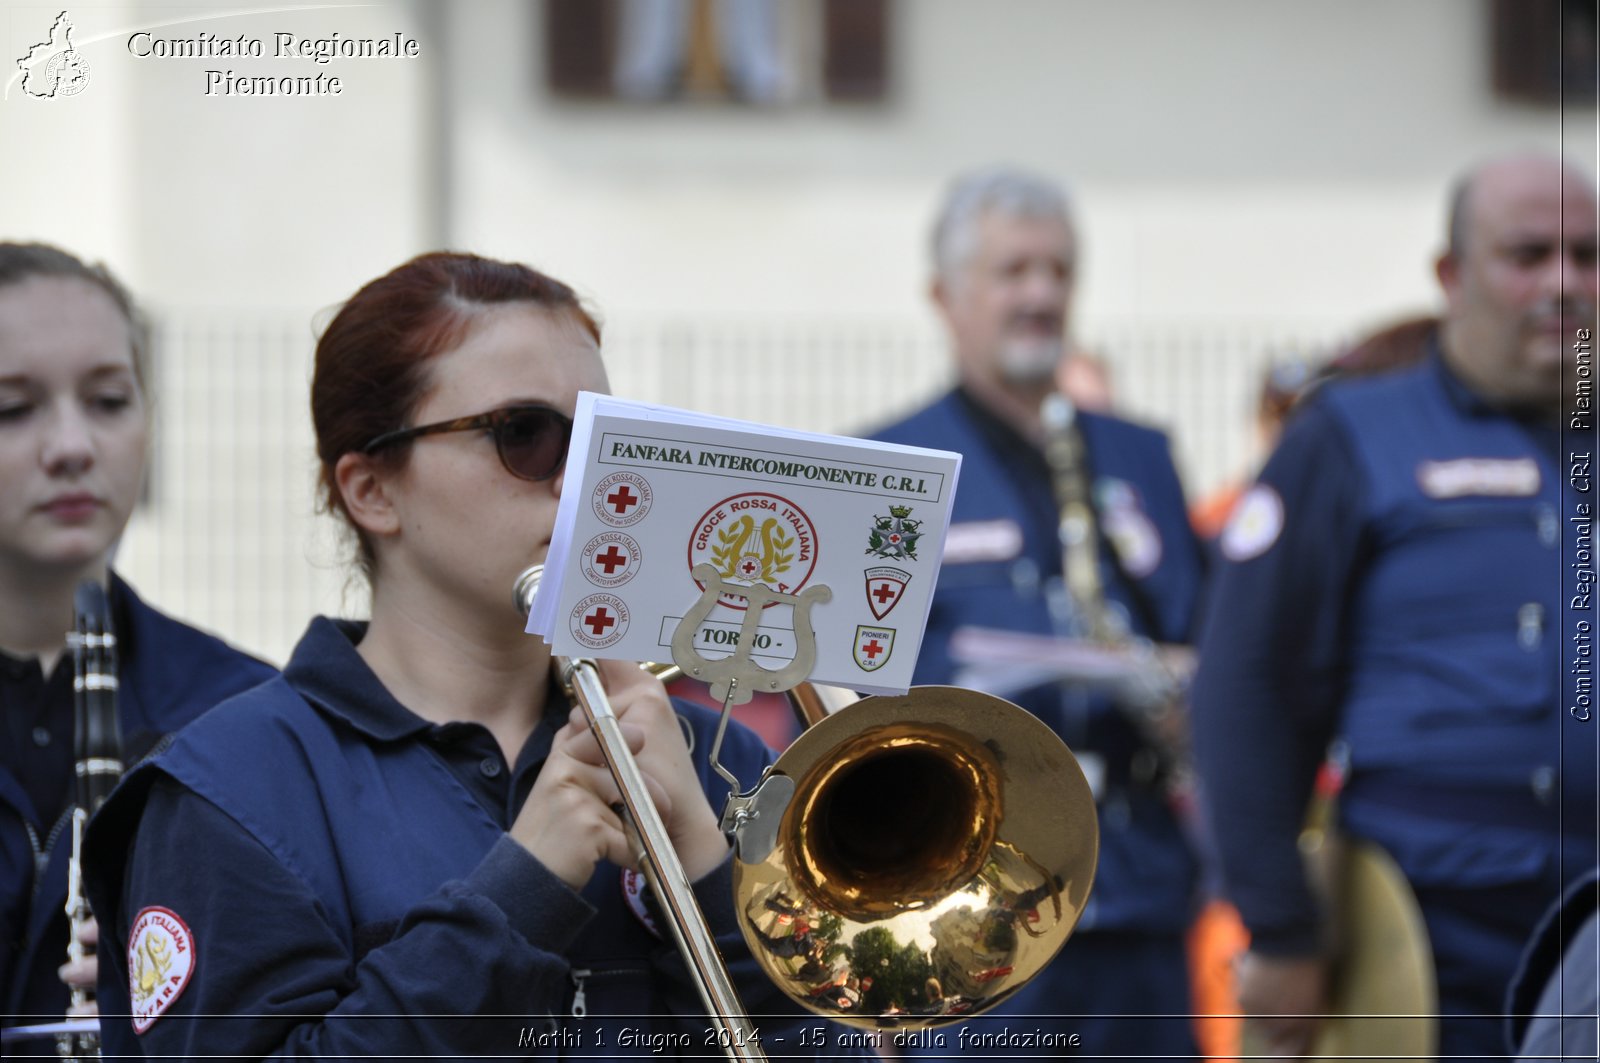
[930,167,1075,282]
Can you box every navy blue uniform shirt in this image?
[1192,350,1598,1061]
[84,617,870,1060]
[871,386,1206,1058]
[0,574,274,1034]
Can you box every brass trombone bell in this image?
[731,685,1098,1029]
[563,581,1098,1035]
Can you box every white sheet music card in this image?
[527,392,960,697]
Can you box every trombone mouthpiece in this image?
[513,564,544,617]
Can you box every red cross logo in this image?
[853,624,894,671]
[739,557,761,578]
[863,568,910,621]
[580,532,643,589]
[593,545,628,574]
[584,608,616,636]
[606,485,639,514]
[593,473,653,528]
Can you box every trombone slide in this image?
[560,656,767,1061]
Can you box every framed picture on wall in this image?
[1493,0,1597,105]
[544,0,890,106]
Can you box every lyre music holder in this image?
[668,565,831,861]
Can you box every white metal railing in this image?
[117,310,1348,664]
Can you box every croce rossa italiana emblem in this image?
[714,512,794,586]
[688,493,817,609]
[866,505,922,561]
[677,493,826,705]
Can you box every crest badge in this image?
[1096,479,1163,579]
[687,493,818,609]
[128,906,195,1034]
[866,505,922,561]
[591,471,653,527]
[570,593,630,649]
[1220,483,1284,562]
[581,531,643,588]
[853,625,896,672]
[863,566,911,620]
[620,869,663,939]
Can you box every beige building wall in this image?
[0,0,1591,662]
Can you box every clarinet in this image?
[1039,392,1189,791]
[57,581,121,1061]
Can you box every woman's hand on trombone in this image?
[588,658,728,880]
[509,659,727,891]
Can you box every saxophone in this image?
[57,581,121,1061]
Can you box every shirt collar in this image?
[1430,338,1499,418]
[0,644,41,682]
[953,384,1048,459]
[3,572,148,683]
[1431,334,1560,430]
[0,573,135,681]
[283,616,435,741]
[1428,338,1562,460]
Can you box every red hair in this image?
[1329,315,1437,377]
[311,251,601,571]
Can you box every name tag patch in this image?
[1416,458,1541,498]
[942,519,1024,564]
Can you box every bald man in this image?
[1192,153,1599,1061]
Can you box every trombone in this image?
[515,564,1099,1056]
[515,565,763,1059]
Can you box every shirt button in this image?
[479,757,503,779]
[32,727,51,747]
[1531,765,1556,804]
[1538,505,1559,547]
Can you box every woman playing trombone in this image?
[85,252,868,1058]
